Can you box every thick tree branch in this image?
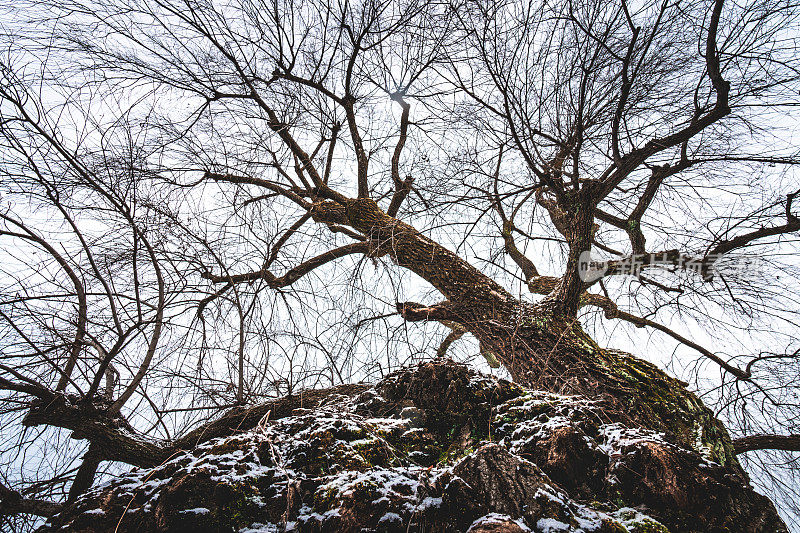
[273,70,346,106]
[8,376,374,471]
[708,220,800,258]
[312,198,515,310]
[343,94,370,199]
[436,326,466,358]
[67,443,103,503]
[611,19,640,165]
[20,390,168,468]
[265,213,313,270]
[501,221,540,283]
[596,160,694,254]
[0,482,61,518]
[733,434,800,454]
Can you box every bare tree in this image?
[1,0,799,528]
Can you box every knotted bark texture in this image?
[38,360,786,533]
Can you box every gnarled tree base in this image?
[38,360,785,533]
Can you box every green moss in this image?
[503,312,739,470]
[395,429,442,466]
[599,351,739,469]
[351,438,392,467]
[625,519,671,533]
[599,519,629,533]
[207,439,246,456]
[315,478,381,513]
[209,481,263,530]
[520,313,554,330]
[612,509,671,533]
[480,349,501,368]
[496,401,553,426]
[438,442,478,465]
[314,485,339,511]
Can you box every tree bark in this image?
[22,394,168,468]
[68,443,104,503]
[37,360,785,533]
[734,434,800,454]
[0,482,61,518]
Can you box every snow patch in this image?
[467,513,531,532]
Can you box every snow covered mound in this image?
[38,360,785,532]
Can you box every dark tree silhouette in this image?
[1,0,799,529]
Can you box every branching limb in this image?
[323,123,341,185]
[108,221,165,415]
[265,213,313,270]
[733,434,800,454]
[611,13,640,165]
[594,189,800,284]
[0,369,51,400]
[596,160,694,254]
[21,390,169,468]
[387,91,414,217]
[169,14,334,199]
[521,275,750,379]
[428,317,502,369]
[0,481,61,517]
[0,214,87,393]
[204,171,314,207]
[343,75,370,198]
[500,220,540,283]
[489,148,541,282]
[204,172,364,242]
[581,292,751,379]
[202,242,371,287]
[0,370,168,467]
[596,0,730,201]
[706,188,800,260]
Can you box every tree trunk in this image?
[317,197,741,470]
